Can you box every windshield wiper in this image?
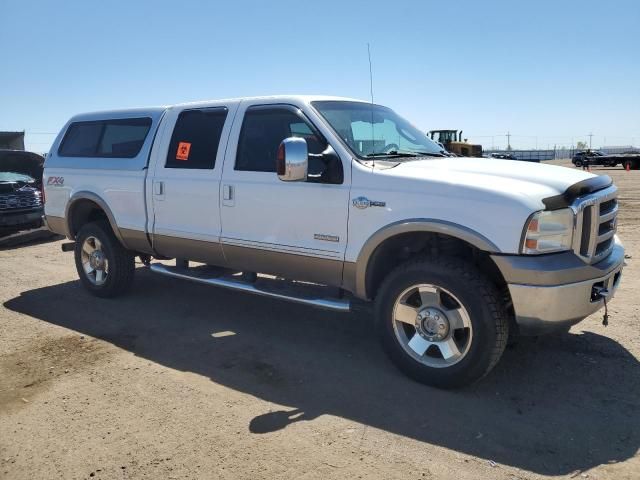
[366,152,417,158]
[409,151,449,157]
[366,150,421,158]
[366,150,446,158]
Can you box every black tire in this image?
[574,159,582,167]
[374,256,508,389]
[74,221,135,298]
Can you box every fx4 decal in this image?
[47,176,65,186]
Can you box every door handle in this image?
[153,181,164,195]
[222,184,234,206]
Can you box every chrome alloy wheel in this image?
[80,236,109,286]
[392,284,473,368]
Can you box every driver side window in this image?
[236,107,324,172]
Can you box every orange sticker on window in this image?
[176,142,191,161]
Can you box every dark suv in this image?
[0,150,44,236]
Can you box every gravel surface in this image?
[1,161,638,479]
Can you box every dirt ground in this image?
[1,160,638,480]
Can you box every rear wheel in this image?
[574,159,582,167]
[374,256,508,388]
[74,221,135,298]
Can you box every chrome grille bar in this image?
[571,185,618,264]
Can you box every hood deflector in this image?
[542,175,613,210]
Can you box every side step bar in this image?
[149,263,351,312]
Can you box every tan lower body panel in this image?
[119,228,154,254]
[122,233,358,294]
[45,215,154,256]
[222,244,344,287]
[152,234,226,266]
[44,215,69,238]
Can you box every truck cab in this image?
[43,96,624,388]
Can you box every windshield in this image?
[312,101,444,159]
[0,171,35,183]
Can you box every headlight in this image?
[521,208,574,254]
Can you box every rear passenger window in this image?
[99,121,151,156]
[59,118,151,158]
[58,123,104,157]
[165,108,228,169]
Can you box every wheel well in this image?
[365,232,509,303]
[68,199,110,238]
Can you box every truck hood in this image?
[383,157,595,209]
[0,150,44,184]
[357,157,604,254]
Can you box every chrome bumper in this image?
[493,237,625,335]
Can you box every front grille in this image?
[0,189,43,211]
[574,186,618,264]
[600,198,617,215]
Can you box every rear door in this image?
[148,102,238,264]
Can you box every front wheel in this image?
[374,256,508,389]
[74,221,135,298]
[574,160,582,167]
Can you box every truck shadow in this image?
[4,268,639,476]
[0,228,63,250]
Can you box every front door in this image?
[149,102,237,264]
[219,103,350,286]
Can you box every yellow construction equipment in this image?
[428,130,482,157]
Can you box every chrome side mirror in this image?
[277,137,308,182]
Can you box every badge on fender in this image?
[352,196,386,209]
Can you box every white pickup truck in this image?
[44,95,624,388]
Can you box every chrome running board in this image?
[149,263,350,312]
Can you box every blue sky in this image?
[2,0,639,152]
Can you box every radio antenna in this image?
[367,42,374,104]
[367,43,375,162]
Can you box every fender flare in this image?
[351,219,501,299]
[65,191,126,246]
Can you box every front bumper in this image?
[0,208,44,231]
[492,237,625,335]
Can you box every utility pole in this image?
[506,131,511,151]
[588,132,593,149]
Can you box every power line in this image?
[0,130,57,135]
